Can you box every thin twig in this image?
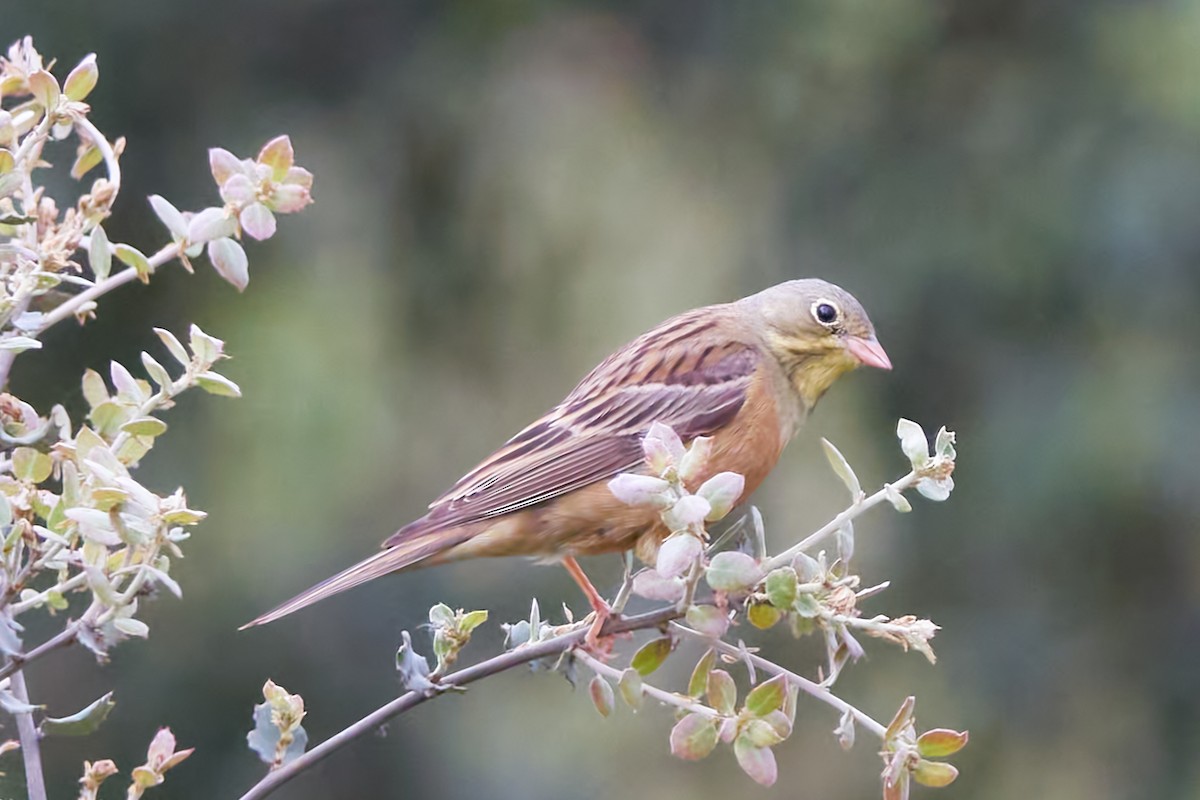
[237,606,682,800]
[574,649,718,718]
[9,668,47,800]
[764,471,918,571]
[670,621,888,738]
[35,241,184,334]
[0,620,84,683]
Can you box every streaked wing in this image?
[394,308,758,539]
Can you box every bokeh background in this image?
[5,1,1200,798]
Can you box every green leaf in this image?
[11,447,51,483]
[687,649,716,698]
[63,54,99,102]
[669,713,719,760]
[705,551,761,593]
[917,728,969,758]
[113,243,153,281]
[617,667,643,711]
[747,601,782,630]
[820,437,862,499]
[72,143,103,180]
[588,675,614,718]
[764,567,798,609]
[742,718,784,747]
[706,669,736,715]
[195,371,242,398]
[744,674,786,717]
[913,759,959,788]
[82,369,110,411]
[630,636,672,676]
[459,609,488,634]
[41,692,115,737]
[257,135,294,181]
[120,417,167,438]
[792,593,821,618]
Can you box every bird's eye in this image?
[812,300,839,326]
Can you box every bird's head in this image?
[746,279,891,409]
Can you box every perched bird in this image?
[244,279,890,640]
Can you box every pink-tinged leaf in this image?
[685,605,728,638]
[655,533,701,580]
[642,422,684,472]
[187,207,236,244]
[705,551,761,592]
[283,165,313,188]
[270,183,312,213]
[697,471,745,521]
[209,148,242,186]
[220,173,257,206]
[63,54,98,102]
[607,473,670,507]
[257,135,294,181]
[631,569,685,602]
[916,728,969,758]
[29,69,60,110]
[883,769,911,800]
[146,728,176,766]
[666,494,711,529]
[588,675,614,718]
[678,436,712,482]
[630,636,673,676]
[239,202,276,240]
[669,713,718,761]
[734,736,777,787]
[207,237,248,291]
[913,759,959,788]
[885,696,917,743]
[706,669,736,715]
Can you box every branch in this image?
[9,668,47,800]
[0,621,83,683]
[670,622,888,738]
[34,241,184,335]
[763,470,918,571]
[237,605,684,800]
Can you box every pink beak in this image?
[845,335,892,371]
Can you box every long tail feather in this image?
[240,536,443,629]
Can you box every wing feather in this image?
[386,308,759,545]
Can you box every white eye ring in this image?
[811,299,840,326]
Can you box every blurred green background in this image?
[5,1,1200,797]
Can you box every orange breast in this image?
[439,362,796,564]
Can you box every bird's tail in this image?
[239,534,447,629]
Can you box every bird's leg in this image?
[562,556,614,652]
